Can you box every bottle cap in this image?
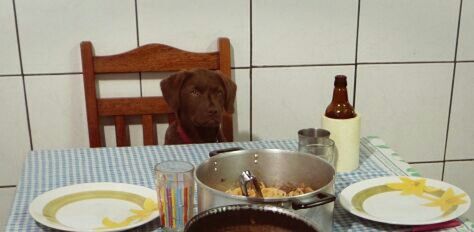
[334,75,347,87]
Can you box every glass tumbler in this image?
[155,161,194,232]
[298,128,338,168]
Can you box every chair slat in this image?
[94,44,219,73]
[142,115,157,146]
[115,116,129,147]
[98,97,172,116]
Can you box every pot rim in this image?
[194,148,335,203]
[185,204,321,232]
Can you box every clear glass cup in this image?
[155,161,194,232]
[298,128,338,169]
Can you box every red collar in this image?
[177,124,193,144]
[176,123,221,144]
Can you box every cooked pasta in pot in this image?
[225,182,313,198]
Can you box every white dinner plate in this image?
[29,182,159,232]
[339,176,471,225]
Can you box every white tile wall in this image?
[252,66,355,139]
[141,73,169,97]
[358,0,460,62]
[446,63,474,160]
[233,69,251,141]
[357,64,452,162]
[97,74,141,98]
[2,0,474,227]
[0,77,30,186]
[410,163,443,180]
[0,188,16,230]
[137,0,250,67]
[25,75,89,149]
[458,0,474,60]
[253,0,358,65]
[0,0,21,75]
[443,161,474,220]
[15,0,137,74]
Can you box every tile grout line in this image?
[252,61,456,68]
[10,60,471,78]
[12,0,33,151]
[134,0,143,97]
[441,0,463,181]
[357,60,454,65]
[445,158,474,162]
[409,161,445,164]
[232,67,251,69]
[0,74,21,77]
[22,72,83,76]
[249,0,253,141]
[409,159,474,164]
[253,63,355,68]
[21,68,253,77]
[353,0,361,108]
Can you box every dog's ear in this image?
[160,71,190,112]
[216,71,237,113]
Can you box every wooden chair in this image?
[80,38,232,147]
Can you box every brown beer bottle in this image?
[325,75,356,119]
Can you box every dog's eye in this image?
[191,89,200,96]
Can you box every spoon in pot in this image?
[239,170,263,198]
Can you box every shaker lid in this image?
[154,160,194,173]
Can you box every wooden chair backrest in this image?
[80,38,232,147]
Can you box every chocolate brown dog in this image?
[160,69,236,145]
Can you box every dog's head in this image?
[160,69,236,127]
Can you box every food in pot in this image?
[199,224,305,232]
[225,182,314,198]
[185,205,320,232]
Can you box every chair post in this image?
[218,37,231,79]
[81,41,102,147]
[218,37,234,141]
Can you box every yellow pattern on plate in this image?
[351,177,467,217]
[43,190,146,225]
[423,188,467,216]
[99,198,157,229]
[43,190,159,230]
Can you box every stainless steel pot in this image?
[195,148,336,232]
[185,204,321,232]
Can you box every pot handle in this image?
[291,192,336,210]
[209,147,244,157]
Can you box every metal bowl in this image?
[195,148,336,231]
[184,204,320,232]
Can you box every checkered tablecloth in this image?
[6,137,474,231]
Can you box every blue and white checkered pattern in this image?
[3,139,462,231]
